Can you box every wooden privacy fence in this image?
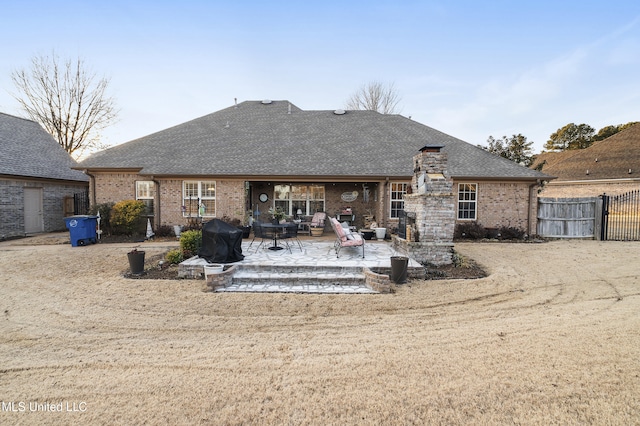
[538,191,640,241]
[537,197,599,239]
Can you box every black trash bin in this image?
[390,256,408,284]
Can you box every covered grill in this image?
[197,219,245,263]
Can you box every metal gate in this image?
[600,190,640,241]
[73,190,90,215]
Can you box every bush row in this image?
[454,222,527,241]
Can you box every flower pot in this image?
[360,230,374,240]
[127,250,145,275]
[204,264,224,278]
[310,227,324,237]
[173,225,182,239]
[390,256,408,284]
[375,228,387,240]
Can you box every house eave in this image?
[451,175,555,182]
[0,173,89,185]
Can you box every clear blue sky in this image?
[1,0,639,155]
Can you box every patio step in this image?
[219,264,377,294]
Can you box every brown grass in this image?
[1,238,639,425]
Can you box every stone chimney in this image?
[394,145,455,265]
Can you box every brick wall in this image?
[470,181,537,234]
[92,172,246,228]
[1,177,88,239]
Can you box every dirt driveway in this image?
[0,238,638,425]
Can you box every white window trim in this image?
[274,184,325,216]
[389,182,408,218]
[182,181,216,217]
[136,181,155,200]
[457,183,478,221]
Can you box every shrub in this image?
[110,200,147,236]
[497,226,526,240]
[454,222,487,240]
[154,225,174,238]
[165,248,184,264]
[89,202,115,235]
[180,230,202,258]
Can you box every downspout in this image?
[527,180,540,236]
[152,177,161,229]
[83,169,96,207]
[383,177,390,228]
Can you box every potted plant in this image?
[127,246,145,275]
[268,206,287,224]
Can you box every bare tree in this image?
[346,81,402,114]
[11,52,117,158]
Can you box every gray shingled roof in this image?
[0,113,88,182]
[79,100,550,181]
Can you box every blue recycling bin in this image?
[64,215,98,247]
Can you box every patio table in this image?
[261,223,289,251]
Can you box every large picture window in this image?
[183,181,216,217]
[457,183,477,220]
[273,184,325,216]
[390,182,408,218]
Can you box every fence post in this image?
[599,194,609,241]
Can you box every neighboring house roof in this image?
[0,112,88,182]
[78,100,550,181]
[531,123,640,181]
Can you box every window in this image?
[273,184,325,216]
[182,181,216,217]
[458,183,477,220]
[390,182,408,218]
[136,181,155,216]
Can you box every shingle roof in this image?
[79,100,550,181]
[0,112,88,182]
[531,123,640,181]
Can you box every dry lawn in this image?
[0,238,639,425]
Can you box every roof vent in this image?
[586,169,590,175]
[333,109,346,115]
[261,99,272,105]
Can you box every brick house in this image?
[0,112,89,240]
[76,100,550,235]
[532,123,640,197]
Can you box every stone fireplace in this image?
[392,145,455,265]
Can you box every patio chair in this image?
[310,212,327,228]
[329,217,365,258]
[248,221,268,251]
[280,223,303,252]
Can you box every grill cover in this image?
[197,219,244,263]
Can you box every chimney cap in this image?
[419,145,444,153]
